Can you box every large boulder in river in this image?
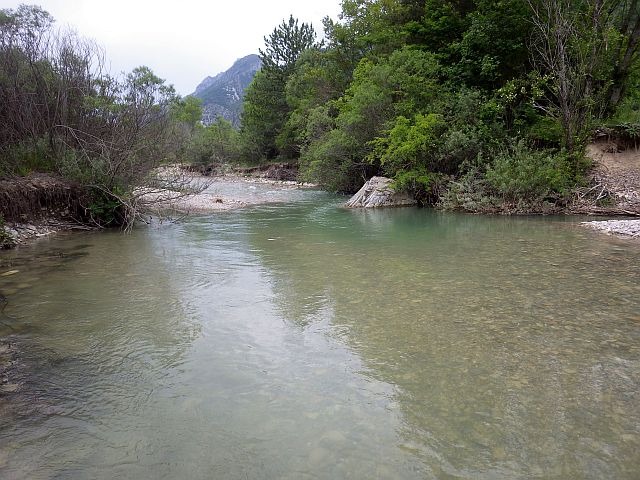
[345,176,417,208]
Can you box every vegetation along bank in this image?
[2,1,640,249]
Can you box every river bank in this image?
[0,167,316,249]
[3,149,640,248]
[582,219,640,238]
[140,173,315,214]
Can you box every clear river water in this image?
[0,183,639,479]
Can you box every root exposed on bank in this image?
[0,173,88,223]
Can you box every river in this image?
[0,184,639,479]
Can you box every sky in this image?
[0,0,342,95]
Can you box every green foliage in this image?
[392,168,445,204]
[612,123,640,141]
[438,166,496,212]
[527,116,563,147]
[0,137,56,177]
[368,113,445,174]
[186,118,241,165]
[485,141,576,201]
[0,214,16,249]
[86,189,126,227]
[5,0,635,220]
[0,5,190,226]
[241,70,289,160]
[172,96,203,128]
[240,16,316,161]
[437,88,501,172]
[237,0,640,207]
[300,122,364,192]
[334,0,409,55]
[278,47,356,158]
[299,47,442,191]
[609,66,640,123]
[452,0,531,89]
[260,15,316,76]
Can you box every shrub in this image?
[392,168,446,204]
[0,137,56,177]
[368,113,446,174]
[527,116,563,147]
[438,165,499,212]
[485,140,576,201]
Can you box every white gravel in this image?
[581,219,640,238]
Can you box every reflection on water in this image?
[1,192,639,479]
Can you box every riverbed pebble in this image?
[0,383,19,393]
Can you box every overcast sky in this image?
[0,0,342,95]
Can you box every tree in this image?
[187,117,240,165]
[527,0,610,152]
[240,16,316,161]
[259,15,316,76]
[172,95,202,129]
[606,0,640,113]
[0,5,193,226]
[299,47,442,191]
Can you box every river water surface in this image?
[0,184,639,479]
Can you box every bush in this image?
[0,137,56,177]
[368,113,446,174]
[438,164,500,212]
[438,125,486,174]
[300,128,363,192]
[485,140,576,201]
[527,116,563,147]
[392,168,446,204]
[183,118,241,166]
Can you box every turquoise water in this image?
[1,189,639,479]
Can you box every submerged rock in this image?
[345,176,417,208]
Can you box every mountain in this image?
[192,54,261,127]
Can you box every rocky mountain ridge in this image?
[192,54,261,127]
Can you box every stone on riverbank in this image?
[582,219,640,238]
[345,176,417,208]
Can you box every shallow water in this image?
[1,190,639,479]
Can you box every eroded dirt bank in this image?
[579,139,640,238]
[0,174,93,248]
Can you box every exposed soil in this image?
[579,139,640,238]
[0,174,93,248]
[577,140,640,214]
[0,173,88,223]
[188,162,300,182]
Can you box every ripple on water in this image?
[0,203,639,479]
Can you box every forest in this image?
[229,0,640,211]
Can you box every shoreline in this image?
[139,174,318,214]
[581,219,640,239]
[2,169,639,247]
[1,175,318,248]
